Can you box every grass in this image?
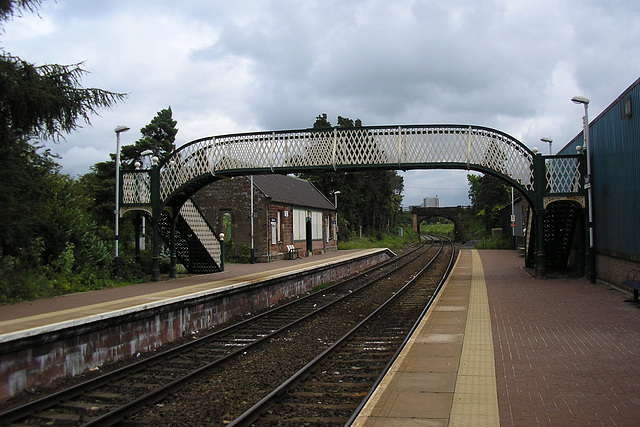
[310,283,332,293]
[338,227,421,252]
[420,223,454,238]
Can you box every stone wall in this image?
[0,250,392,402]
[194,177,269,260]
[193,178,337,263]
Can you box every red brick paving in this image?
[480,250,640,426]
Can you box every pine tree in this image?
[300,114,404,238]
[120,107,178,165]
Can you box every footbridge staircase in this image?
[157,199,222,274]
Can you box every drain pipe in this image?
[251,175,255,264]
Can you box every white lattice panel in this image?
[180,199,221,264]
[121,171,150,204]
[122,125,584,208]
[545,157,582,193]
[160,139,213,200]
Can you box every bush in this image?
[0,239,147,303]
[475,237,511,249]
[223,240,252,264]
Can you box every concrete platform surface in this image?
[355,249,640,426]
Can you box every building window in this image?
[222,211,232,240]
[311,211,322,238]
[277,210,282,242]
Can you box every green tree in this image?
[467,173,510,232]
[0,140,60,257]
[0,55,125,145]
[77,160,119,236]
[300,114,403,239]
[0,139,112,301]
[120,107,178,165]
[0,1,42,19]
[80,108,179,227]
[78,107,180,279]
[313,112,331,128]
[0,1,127,300]
[1,0,126,256]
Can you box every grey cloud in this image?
[3,0,639,206]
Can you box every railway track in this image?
[228,237,456,426]
[0,238,449,426]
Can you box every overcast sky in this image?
[3,0,640,207]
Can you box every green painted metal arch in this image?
[145,124,537,210]
[118,123,587,281]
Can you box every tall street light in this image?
[114,125,130,277]
[541,137,553,155]
[571,95,596,283]
[333,191,340,240]
[541,137,554,197]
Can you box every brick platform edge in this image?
[0,250,392,402]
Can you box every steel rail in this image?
[228,237,455,426]
[0,240,434,426]
[84,239,437,426]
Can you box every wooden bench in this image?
[286,245,300,260]
[622,270,640,301]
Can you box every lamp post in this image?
[572,95,596,283]
[333,191,340,240]
[511,186,515,249]
[219,233,225,271]
[541,137,553,155]
[114,125,130,277]
[532,146,547,278]
[140,149,154,169]
[541,137,554,193]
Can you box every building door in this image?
[306,217,312,253]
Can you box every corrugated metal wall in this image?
[560,77,640,258]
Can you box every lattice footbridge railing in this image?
[121,124,584,210]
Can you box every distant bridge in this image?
[120,124,585,280]
[412,207,465,242]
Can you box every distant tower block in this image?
[423,196,439,208]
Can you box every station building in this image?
[558,76,640,286]
[193,174,337,262]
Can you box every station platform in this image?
[3,248,640,425]
[354,249,640,426]
[0,249,381,341]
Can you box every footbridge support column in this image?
[150,160,161,282]
[533,150,546,279]
[169,216,178,279]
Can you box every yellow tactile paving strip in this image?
[353,249,499,426]
[449,250,499,425]
[0,249,384,342]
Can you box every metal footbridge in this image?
[119,124,586,280]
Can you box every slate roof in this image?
[253,174,335,211]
